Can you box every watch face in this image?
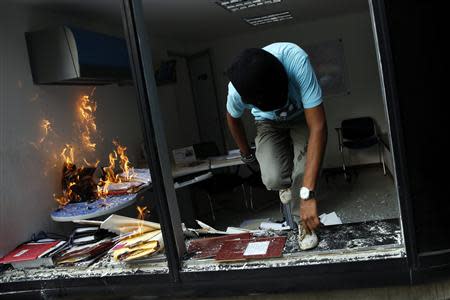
[300,187,310,199]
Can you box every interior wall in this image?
[185,10,392,169]
[0,3,143,256]
[148,36,200,152]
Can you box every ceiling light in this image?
[244,11,293,26]
[216,0,282,12]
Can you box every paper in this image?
[243,241,270,256]
[319,212,342,226]
[259,221,290,231]
[172,146,196,164]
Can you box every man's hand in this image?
[300,199,320,231]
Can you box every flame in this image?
[42,92,140,207]
[53,182,76,207]
[54,193,70,207]
[31,118,53,149]
[78,95,97,152]
[97,180,111,199]
[39,119,52,143]
[137,206,148,220]
[104,151,119,182]
[97,150,118,198]
[114,141,134,181]
[137,206,148,234]
[61,144,75,165]
[83,158,100,168]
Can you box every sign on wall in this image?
[304,39,350,98]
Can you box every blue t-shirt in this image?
[226,42,322,121]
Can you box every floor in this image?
[164,277,450,300]
[206,165,399,230]
[180,166,403,273]
[38,275,450,300]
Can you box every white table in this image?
[171,155,244,179]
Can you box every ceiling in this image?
[12,0,368,42]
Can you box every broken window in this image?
[0,0,407,293]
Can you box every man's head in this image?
[227,48,288,111]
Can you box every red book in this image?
[187,233,251,259]
[215,236,286,262]
[0,241,64,269]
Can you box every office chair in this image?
[193,141,246,222]
[335,117,386,181]
[192,141,221,159]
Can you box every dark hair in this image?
[227,48,288,111]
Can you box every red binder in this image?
[215,236,286,262]
[0,241,62,265]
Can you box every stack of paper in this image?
[100,214,160,235]
[53,238,114,266]
[99,214,164,262]
[112,230,164,262]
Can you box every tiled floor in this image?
[208,165,399,230]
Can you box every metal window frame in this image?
[117,0,411,293]
[120,0,185,282]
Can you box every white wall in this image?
[185,11,392,169]
[0,3,144,256]
[148,36,200,151]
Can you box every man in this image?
[226,42,327,250]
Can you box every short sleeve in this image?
[290,52,323,109]
[226,82,247,118]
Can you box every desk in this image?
[171,155,244,178]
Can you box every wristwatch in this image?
[300,187,315,200]
[240,151,256,164]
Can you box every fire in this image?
[97,150,118,199]
[97,180,111,199]
[104,151,119,183]
[39,119,52,144]
[137,206,149,234]
[114,140,134,181]
[36,91,138,207]
[31,118,54,149]
[53,182,76,207]
[137,206,148,220]
[97,141,134,198]
[61,144,75,165]
[83,159,100,168]
[78,95,97,152]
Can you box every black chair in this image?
[335,117,386,181]
[193,141,221,159]
[197,170,246,222]
[193,141,246,222]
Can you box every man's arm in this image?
[300,103,327,231]
[226,112,251,155]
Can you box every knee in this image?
[261,169,291,191]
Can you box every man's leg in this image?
[254,121,294,192]
[288,120,309,222]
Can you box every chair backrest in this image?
[193,141,221,159]
[341,117,375,140]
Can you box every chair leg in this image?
[340,147,349,181]
[206,193,216,222]
[378,142,387,176]
[240,184,248,209]
[249,185,255,210]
